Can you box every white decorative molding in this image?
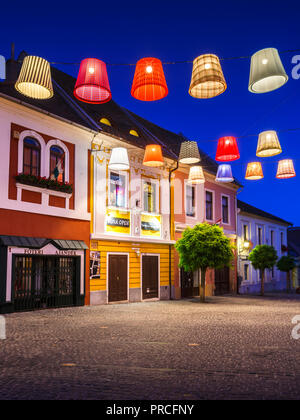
[18,130,46,176]
[16,182,72,209]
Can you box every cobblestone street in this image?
[0,295,300,400]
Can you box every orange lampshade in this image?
[131,58,168,101]
[245,162,264,180]
[276,159,296,179]
[143,145,164,167]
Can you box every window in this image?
[243,224,249,241]
[244,264,249,281]
[270,230,274,247]
[143,180,158,213]
[50,146,65,182]
[281,232,284,248]
[109,171,127,208]
[186,184,196,217]
[206,191,213,221]
[222,196,229,224]
[258,227,263,245]
[23,137,41,176]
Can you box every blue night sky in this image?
[1,0,300,224]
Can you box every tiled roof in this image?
[237,200,292,226]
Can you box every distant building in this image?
[237,200,292,294]
[287,227,300,289]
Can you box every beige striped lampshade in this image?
[15,56,54,100]
[245,162,264,180]
[179,141,201,164]
[276,159,296,179]
[189,54,227,99]
[188,166,205,184]
[256,130,282,157]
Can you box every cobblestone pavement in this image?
[0,295,300,400]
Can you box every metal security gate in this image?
[13,255,79,311]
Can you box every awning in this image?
[0,235,88,250]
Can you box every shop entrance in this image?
[13,255,79,311]
[108,254,128,302]
[142,255,159,300]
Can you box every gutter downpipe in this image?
[235,187,243,294]
[169,161,179,300]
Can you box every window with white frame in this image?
[258,227,263,245]
[270,230,275,247]
[244,264,249,281]
[109,171,127,208]
[243,224,249,241]
[186,184,196,218]
[142,179,159,213]
[205,191,213,221]
[222,195,229,224]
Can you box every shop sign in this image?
[141,213,162,237]
[90,251,100,279]
[106,208,131,235]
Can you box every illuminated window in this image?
[109,171,127,208]
[50,146,65,182]
[130,130,139,137]
[186,184,196,217]
[23,137,41,176]
[143,180,158,213]
[100,118,112,126]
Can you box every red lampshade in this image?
[131,58,168,101]
[215,136,240,162]
[74,58,111,104]
[143,145,164,167]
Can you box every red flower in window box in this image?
[16,173,73,194]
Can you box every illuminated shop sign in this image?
[106,208,131,235]
[141,213,161,237]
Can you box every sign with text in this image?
[141,213,162,238]
[106,208,131,235]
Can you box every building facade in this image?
[173,166,240,299]
[237,200,292,294]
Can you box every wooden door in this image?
[108,255,128,302]
[142,255,159,300]
[181,269,199,298]
[214,267,230,296]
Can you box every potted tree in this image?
[248,245,278,296]
[276,255,296,293]
[175,223,234,303]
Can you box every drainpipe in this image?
[169,161,179,300]
[235,187,243,294]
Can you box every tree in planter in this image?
[175,223,234,303]
[276,256,296,292]
[248,245,278,296]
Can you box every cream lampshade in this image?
[249,48,288,93]
[15,56,54,99]
[276,159,296,179]
[108,148,130,171]
[256,131,282,157]
[188,166,205,184]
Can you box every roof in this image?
[0,53,242,184]
[0,235,88,250]
[237,200,292,226]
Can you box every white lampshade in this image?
[215,164,234,183]
[249,48,288,93]
[188,166,205,184]
[108,147,129,171]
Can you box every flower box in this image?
[16,173,73,194]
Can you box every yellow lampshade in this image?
[256,130,282,157]
[189,54,227,99]
[276,159,296,179]
[188,166,205,184]
[15,56,54,100]
[245,162,264,180]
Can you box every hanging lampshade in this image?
[256,130,282,157]
[245,162,264,180]
[179,141,201,164]
[131,57,168,101]
[276,159,296,179]
[188,166,205,184]
[74,58,111,104]
[15,56,53,100]
[249,48,288,94]
[215,136,240,162]
[215,164,234,183]
[143,145,164,167]
[108,148,129,171]
[189,54,227,99]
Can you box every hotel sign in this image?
[141,213,162,238]
[106,208,131,235]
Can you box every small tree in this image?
[175,223,234,303]
[249,245,278,296]
[276,256,296,292]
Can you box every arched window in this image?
[23,137,41,176]
[50,146,65,182]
